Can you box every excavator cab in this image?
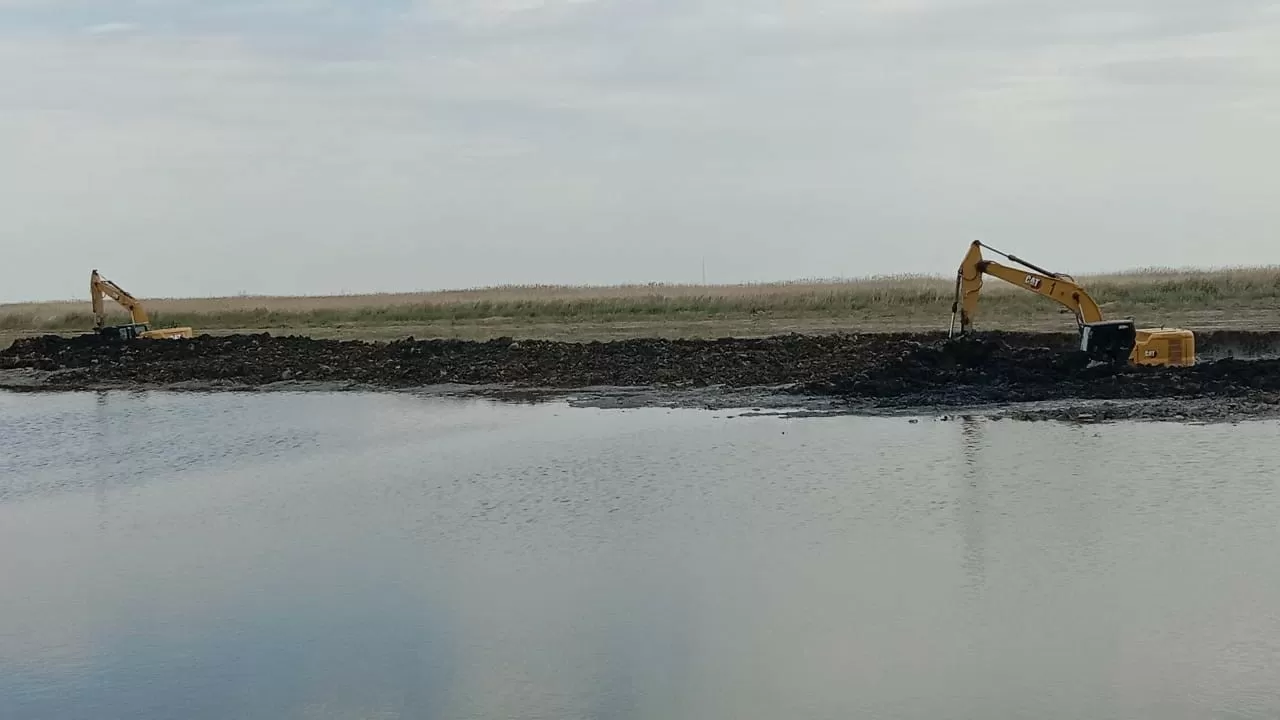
[1080,320,1195,367]
[1080,320,1137,364]
[98,323,151,342]
[97,323,193,341]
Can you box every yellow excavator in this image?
[90,269,194,341]
[949,241,1195,366]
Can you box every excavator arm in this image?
[946,240,1195,366]
[88,269,193,340]
[950,241,1103,336]
[90,269,150,328]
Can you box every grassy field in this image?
[4,268,1280,345]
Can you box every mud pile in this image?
[803,336,1280,407]
[4,332,1280,417]
[5,331,1030,390]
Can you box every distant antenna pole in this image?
[701,256,706,284]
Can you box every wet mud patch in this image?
[799,336,1280,407]
[4,330,1280,423]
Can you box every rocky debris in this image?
[4,331,1280,420]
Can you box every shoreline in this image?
[5,369,1279,425]
[5,329,1280,424]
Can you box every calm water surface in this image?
[1,391,1278,720]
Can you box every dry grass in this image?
[5,268,1280,343]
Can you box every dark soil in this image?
[4,331,1280,418]
[0,330,1061,390]
[800,336,1280,407]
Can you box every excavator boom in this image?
[91,270,149,327]
[951,241,1102,334]
[89,270,193,341]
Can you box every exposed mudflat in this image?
[4,330,1280,422]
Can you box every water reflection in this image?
[958,417,988,594]
[1,391,1279,719]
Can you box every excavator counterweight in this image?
[90,270,194,341]
[949,241,1195,367]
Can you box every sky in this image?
[2,0,1278,301]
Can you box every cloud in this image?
[419,0,603,26]
[1098,56,1275,86]
[0,0,1278,301]
[83,21,139,35]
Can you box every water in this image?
[2,391,1279,720]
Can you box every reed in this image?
[4,268,1278,337]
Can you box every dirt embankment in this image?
[800,335,1280,421]
[2,331,999,389]
[4,330,1280,421]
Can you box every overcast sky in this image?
[2,0,1277,301]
